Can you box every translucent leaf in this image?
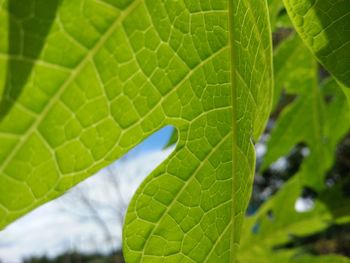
[0,0,273,261]
[284,0,350,88]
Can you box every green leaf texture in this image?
[0,0,273,262]
[283,0,350,87]
[123,1,273,262]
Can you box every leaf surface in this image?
[284,0,350,87]
[0,0,272,262]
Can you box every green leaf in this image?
[268,0,285,30]
[0,0,273,261]
[292,255,350,263]
[267,0,293,30]
[283,0,350,88]
[239,31,350,261]
[240,176,329,254]
[239,174,350,262]
[239,251,350,263]
[272,33,314,108]
[123,1,273,261]
[263,34,350,190]
[265,79,349,190]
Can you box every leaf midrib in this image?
[228,0,237,262]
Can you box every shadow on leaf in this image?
[0,0,62,120]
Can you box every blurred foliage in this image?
[23,251,124,263]
[237,1,350,261]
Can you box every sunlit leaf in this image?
[284,0,350,88]
[0,0,273,261]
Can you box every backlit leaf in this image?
[0,0,273,261]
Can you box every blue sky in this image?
[0,127,176,261]
[0,126,176,261]
[0,148,174,261]
[125,125,174,156]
